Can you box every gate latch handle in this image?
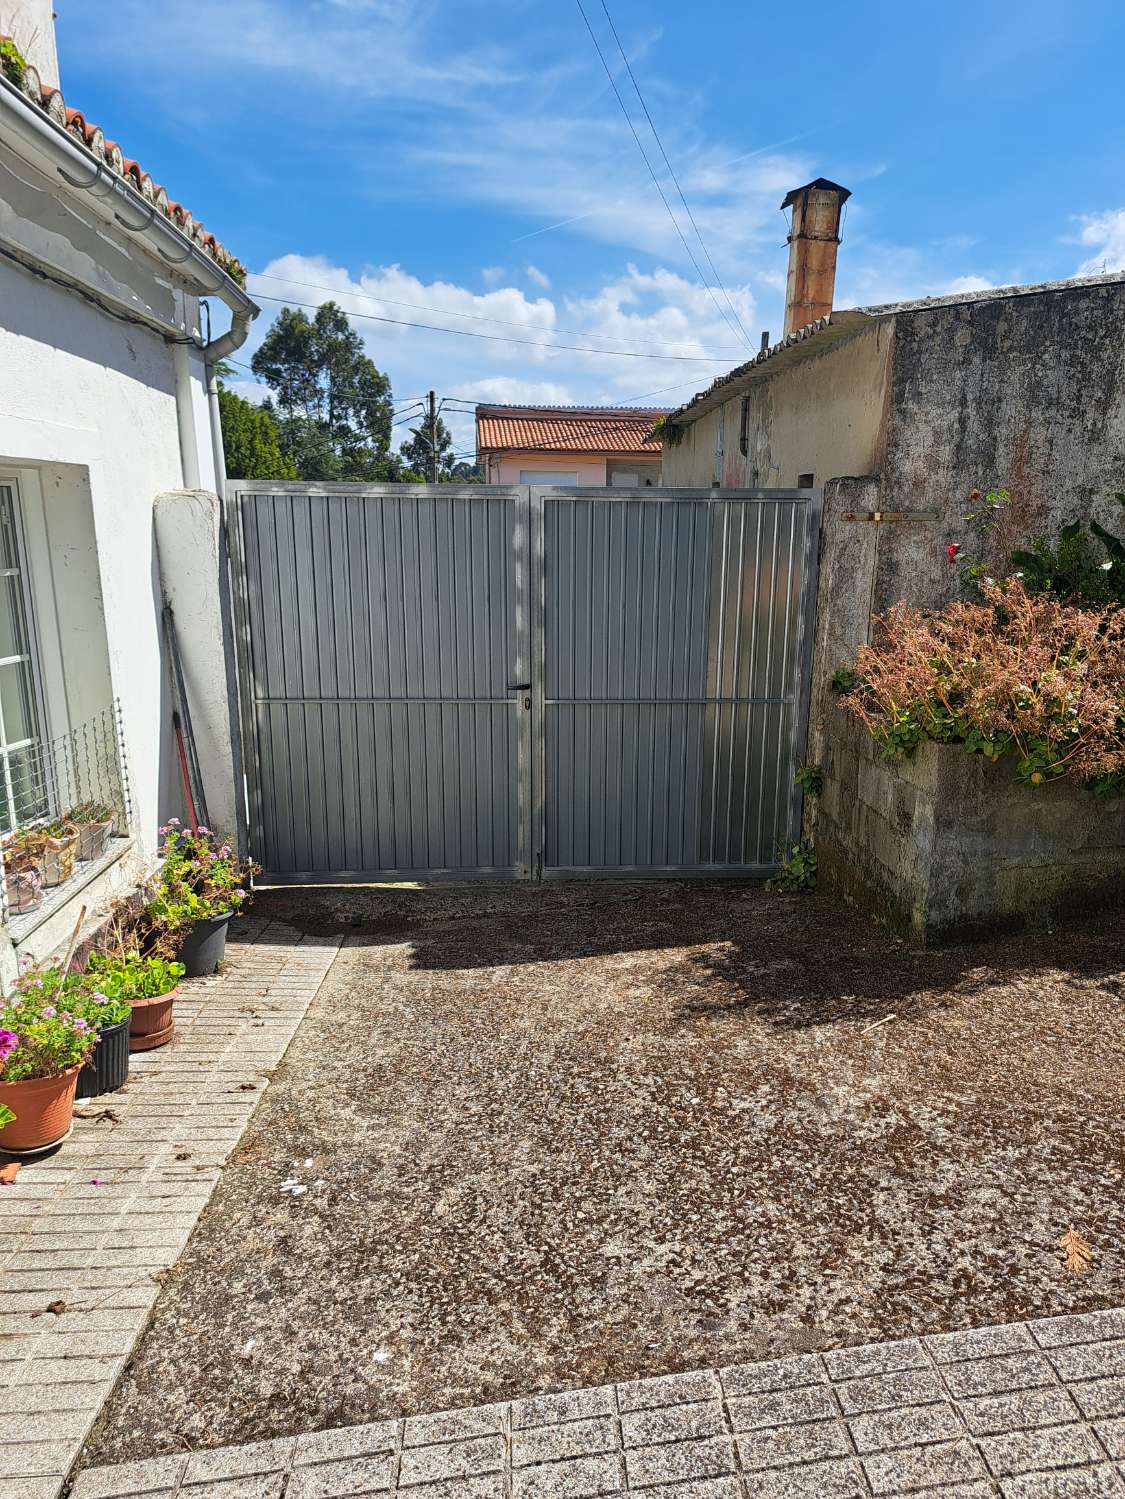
[507,682,531,691]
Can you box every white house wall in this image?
[0,247,216,860]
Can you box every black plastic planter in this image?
[76,1015,130,1099]
[180,912,232,977]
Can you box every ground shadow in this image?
[253,882,1125,1032]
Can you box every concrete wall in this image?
[0,1,58,86]
[878,281,1125,613]
[817,714,1125,943]
[154,490,243,846]
[661,322,892,490]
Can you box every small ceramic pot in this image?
[75,818,114,863]
[0,1064,81,1153]
[39,826,80,887]
[4,862,43,915]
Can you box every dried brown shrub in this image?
[840,580,1125,791]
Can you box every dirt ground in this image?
[86,882,1125,1463]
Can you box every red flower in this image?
[946,543,962,565]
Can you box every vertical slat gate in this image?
[228,483,820,882]
[228,484,530,880]
[532,487,820,877]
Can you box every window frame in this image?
[0,475,50,833]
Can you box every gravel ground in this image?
[86,882,1125,1464]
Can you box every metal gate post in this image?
[529,486,546,881]
[785,488,824,850]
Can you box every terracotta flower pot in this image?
[4,862,43,915]
[75,817,114,863]
[39,825,80,887]
[128,984,180,1052]
[0,1064,81,1153]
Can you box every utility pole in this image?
[427,390,438,484]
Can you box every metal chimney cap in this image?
[781,178,852,211]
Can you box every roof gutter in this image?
[0,71,258,358]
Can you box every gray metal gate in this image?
[227,484,820,883]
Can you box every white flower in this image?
[1100,560,1113,571]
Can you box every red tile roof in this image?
[476,406,668,456]
[1,42,244,285]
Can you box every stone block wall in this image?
[815,714,1125,944]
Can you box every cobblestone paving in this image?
[71,1308,1125,1498]
[0,919,340,1499]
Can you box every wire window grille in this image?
[0,702,132,924]
[0,481,45,832]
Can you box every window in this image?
[0,483,45,831]
[739,396,750,457]
[798,472,815,489]
[519,470,579,486]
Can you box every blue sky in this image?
[52,0,1125,455]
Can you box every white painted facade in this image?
[0,34,256,978]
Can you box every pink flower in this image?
[89,1177,106,1186]
[168,817,181,827]
[41,1006,57,1018]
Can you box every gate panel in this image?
[533,488,819,877]
[229,485,529,881]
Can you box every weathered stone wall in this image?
[878,279,1125,614]
[817,714,1125,944]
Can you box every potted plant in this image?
[74,990,132,1097]
[83,951,185,1051]
[148,822,255,977]
[4,860,43,916]
[15,820,81,888]
[68,801,116,863]
[0,998,96,1153]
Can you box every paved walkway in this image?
[0,919,340,1499]
[70,1308,1125,1498]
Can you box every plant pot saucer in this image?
[0,1121,74,1158]
[129,1019,175,1052]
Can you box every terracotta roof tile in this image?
[476,407,668,456]
[1,41,245,286]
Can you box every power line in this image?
[573,0,753,354]
[251,270,744,357]
[597,0,753,350]
[251,291,732,362]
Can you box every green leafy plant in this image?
[0,1005,96,1082]
[0,38,26,87]
[0,1100,15,1129]
[838,579,1124,795]
[83,951,184,1002]
[146,823,255,951]
[795,765,823,797]
[67,801,115,824]
[830,668,861,695]
[1011,495,1125,606]
[766,844,817,892]
[73,990,132,1029]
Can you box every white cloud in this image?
[526,265,551,289]
[244,254,753,454]
[943,275,996,294]
[1075,210,1125,275]
[481,266,507,288]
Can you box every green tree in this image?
[217,388,297,481]
[399,415,481,484]
[251,302,396,481]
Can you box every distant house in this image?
[475,404,667,487]
[0,2,255,980]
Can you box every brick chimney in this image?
[781,178,850,336]
[3,0,59,89]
